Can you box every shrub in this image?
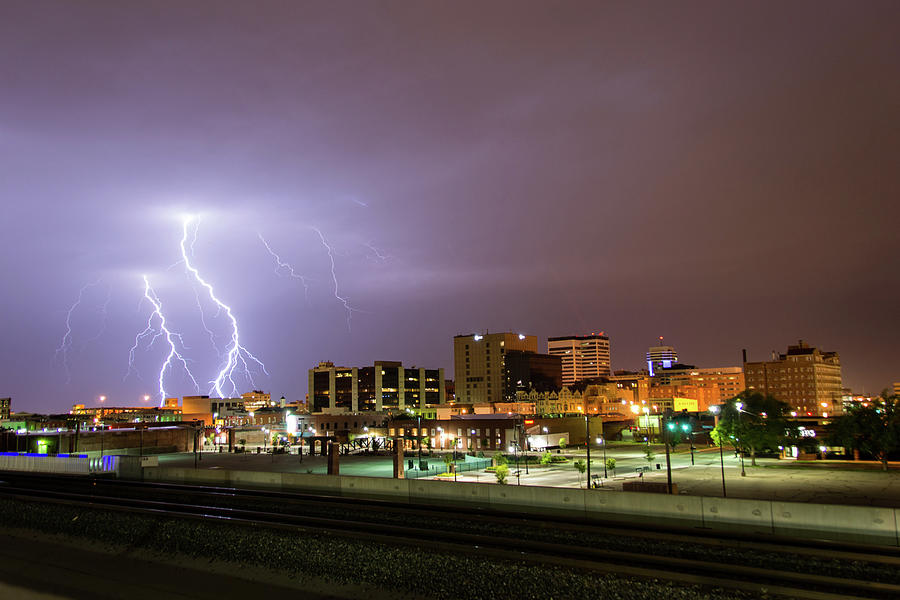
[494,464,509,485]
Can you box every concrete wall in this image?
[140,467,900,547]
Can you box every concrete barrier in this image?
[488,484,586,518]
[772,501,898,546]
[587,490,704,528]
[701,497,774,535]
[282,472,342,495]
[408,479,490,508]
[229,469,283,491]
[342,476,410,502]
[136,466,900,546]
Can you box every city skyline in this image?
[1,2,898,412]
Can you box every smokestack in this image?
[742,348,747,363]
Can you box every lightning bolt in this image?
[258,233,311,303]
[125,275,200,405]
[364,241,390,262]
[181,216,268,397]
[82,285,112,347]
[54,279,103,384]
[312,226,356,332]
[194,286,222,355]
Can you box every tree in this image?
[494,451,508,467]
[829,394,900,471]
[573,459,587,488]
[442,452,455,473]
[713,391,795,466]
[644,446,655,463]
[494,464,509,484]
[540,450,552,466]
[605,457,617,475]
[558,438,567,450]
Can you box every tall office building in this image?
[503,350,562,398]
[744,341,843,416]
[547,334,611,385]
[646,344,678,376]
[308,361,444,413]
[453,332,539,404]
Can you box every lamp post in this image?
[736,401,746,477]
[664,414,673,495]
[710,405,726,497]
[598,435,608,478]
[681,422,694,465]
[521,418,529,475]
[584,414,592,489]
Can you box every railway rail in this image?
[1,472,898,600]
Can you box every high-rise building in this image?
[744,341,843,416]
[308,361,445,413]
[502,350,562,398]
[646,344,678,376]
[0,398,10,420]
[547,334,611,384]
[893,382,900,397]
[453,332,537,404]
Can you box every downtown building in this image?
[744,340,843,416]
[646,343,678,376]
[547,334,611,385]
[650,366,745,410]
[453,332,561,404]
[308,361,445,413]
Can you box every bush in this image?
[494,452,508,467]
[494,464,509,485]
[540,451,552,466]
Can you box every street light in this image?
[664,416,674,494]
[598,436,608,478]
[584,414,592,488]
[735,402,746,477]
[710,405,726,497]
[681,422,694,466]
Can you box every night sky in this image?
[1,1,898,413]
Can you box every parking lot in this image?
[157,445,900,507]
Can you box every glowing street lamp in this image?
[710,406,726,497]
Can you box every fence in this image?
[406,456,492,479]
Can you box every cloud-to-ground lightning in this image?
[312,226,356,332]
[258,233,311,303]
[181,216,268,397]
[54,279,104,384]
[125,275,200,405]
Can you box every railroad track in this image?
[1,475,899,600]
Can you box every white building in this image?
[547,334,611,385]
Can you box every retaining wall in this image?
[140,466,900,547]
